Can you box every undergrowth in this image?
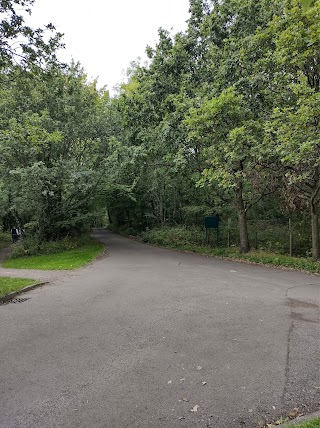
[0,232,11,250]
[3,235,104,270]
[135,227,320,274]
[9,235,96,259]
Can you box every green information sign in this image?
[204,215,220,245]
[204,216,219,229]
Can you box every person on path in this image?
[10,226,19,243]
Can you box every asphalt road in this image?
[0,229,319,428]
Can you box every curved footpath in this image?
[0,229,319,428]
[0,244,82,283]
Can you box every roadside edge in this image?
[281,410,320,427]
[0,281,49,304]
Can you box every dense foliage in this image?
[107,0,320,260]
[0,0,319,260]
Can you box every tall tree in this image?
[0,0,63,70]
[0,64,110,240]
[265,0,320,259]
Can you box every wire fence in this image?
[204,217,313,257]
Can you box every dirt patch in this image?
[287,298,319,309]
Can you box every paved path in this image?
[0,229,319,428]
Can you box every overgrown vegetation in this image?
[127,226,320,274]
[0,232,10,250]
[2,236,104,270]
[9,234,95,258]
[0,277,37,299]
[103,0,320,261]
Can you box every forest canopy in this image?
[1,0,319,259]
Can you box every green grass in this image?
[139,228,320,274]
[285,418,320,428]
[2,237,104,270]
[0,277,37,298]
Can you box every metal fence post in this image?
[255,226,258,250]
[289,218,293,257]
[227,218,231,248]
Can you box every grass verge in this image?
[138,228,320,274]
[285,418,320,428]
[2,237,104,270]
[0,277,37,298]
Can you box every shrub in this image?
[137,227,320,274]
[140,226,203,247]
[9,235,94,259]
[0,232,11,250]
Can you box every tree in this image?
[264,0,320,259]
[268,85,320,259]
[0,63,110,240]
[185,88,268,252]
[0,0,63,70]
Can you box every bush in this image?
[136,227,320,274]
[0,232,11,250]
[140,226,204,247]
[9,235,94,259]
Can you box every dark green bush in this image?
[0,232,11,250]
[9,235,94,259]
[141,226,203,247]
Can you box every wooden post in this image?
[255,227,258,250]
[227,218,231,248]
[205,228,209,246]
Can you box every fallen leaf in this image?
[167,380,172,384]
[202,381,207,385]
[288,408,302,419]
[191,405,200,412]
[179,417,185,420]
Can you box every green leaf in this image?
[300,0,313,11]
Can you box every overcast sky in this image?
[26,0,190,92]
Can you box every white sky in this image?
[26,0,191,93]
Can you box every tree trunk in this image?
[310,168,320,261]
[310,202,319,261]
[235,179,250,253]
